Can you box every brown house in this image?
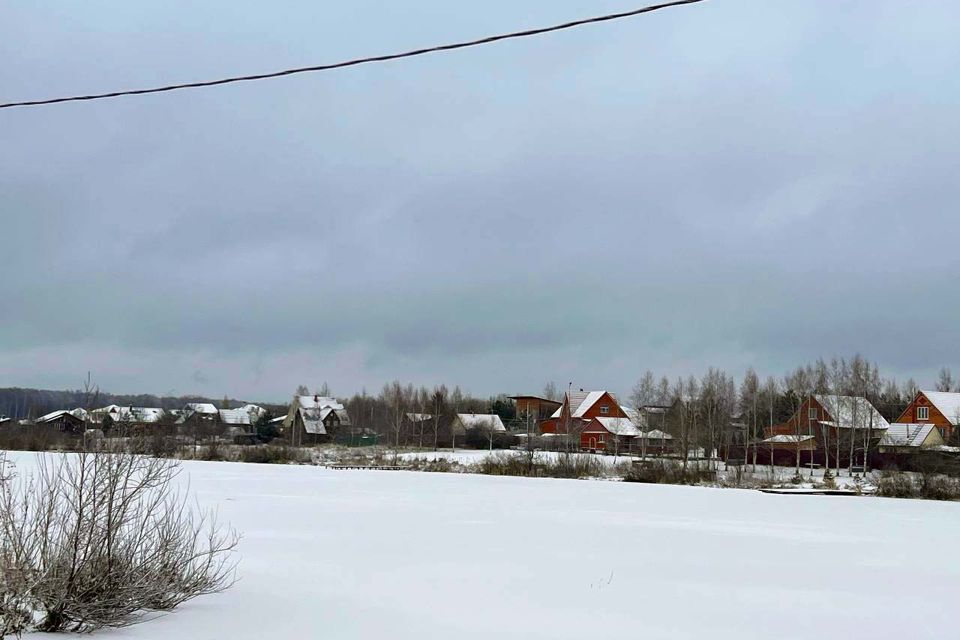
[763,395,889,468]
[893,391,960,442]
[540,390,630,433]
[283,395,351,446]
[36,409,86,434]
[509,395,562,425]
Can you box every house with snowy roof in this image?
[541,390,629,431]
[765,395,889,467]
[282,395,351,446]
[878,423,944,453]
[540,389,649,451]
[36,409,86,433]
[218,404,266,438]
[580,416,642,452]
[91,405,165,426]
[451,413,506,437]
[893,390,960,443]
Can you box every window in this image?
[917,406,929,421]
[808,407,818,420]
[600,405,610,414]
[938,427,946,439]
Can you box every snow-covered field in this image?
[9,451,958,640]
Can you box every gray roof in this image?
[880,423,941,448]
[814,395,889,431]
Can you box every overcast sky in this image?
[2,1,959,402]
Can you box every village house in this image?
[508,395,562,426]
[282,395,351,446]
[540,390,630,432]
[540,390,642,451]
[580,416,641,453]
[91,405,166,429]
[893,390,960,442]
[36,409,86,433]
[634,429,675,455]
[451,413,506,437]
[878,423,944,453]
[218,404,267,439]
[761,395,889,468]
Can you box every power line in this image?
[1,0,705,110]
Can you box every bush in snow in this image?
[875,471,918,499]
[918,475,960,501]
[623,460,715,485]
[0,451,238,635]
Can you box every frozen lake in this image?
[8,452,957,640]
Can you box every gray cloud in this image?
[2,1,959,401]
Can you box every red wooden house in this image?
[540,390,639,451]
[761,395,889,467]
[893,390,960,442]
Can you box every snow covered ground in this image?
[9,451,958,640]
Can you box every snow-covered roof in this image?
[186,403,219,414]
[620,407,645,427]
[640,429,673,440]
[91,405,164,423]
[550,390,616,419]
[290,395,350,434]
[814,395,889,431]
[219,405,265,426]
[594,416,641,436]
[921,391,960,425]
[456,413,506,431]
[295,395,341,410]
[37,409,81,423]
[762,434,816,444]
[880,423,941,448]
[406,413,433,422]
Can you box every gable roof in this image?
[880,423,943,448]
[594,416,641,436]
[185,403,219,414]
[37,409,84,423]
[641,429,673,440]
[813,395,889,430]
[91,405,164,423]
[921,391,960,425]
[219,405,265,426]
[550,390,617,419]
[763,434,817,444]
[287,395,351,435]
[455,413,506,431]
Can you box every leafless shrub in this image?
[875,471,918,499]
[402,456,456,473]
[918,475,960,501]
[239,444,300,464]
[477,452,606,479]
[623,460,716,485]
[0,451,238,635]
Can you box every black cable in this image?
[0,0,705,110]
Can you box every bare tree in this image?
[450,386,464,451]
[381,381,412,448]
[542,381,559,402]
[431,385,448,451]
[936,367,955,392]
[739,368,760,471]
